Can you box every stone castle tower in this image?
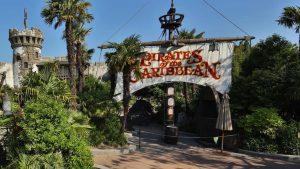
[8,9,44,88]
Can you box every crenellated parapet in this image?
[9,27,44,49]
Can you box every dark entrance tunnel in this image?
[127,83,238,148]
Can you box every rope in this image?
[98,0,151,72]
[201,0,250,36]
[104,0,152,43]
[133,130,237,139]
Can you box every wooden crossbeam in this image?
[99,36,255,49]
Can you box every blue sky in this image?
[0,0,299,62]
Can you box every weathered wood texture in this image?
[99,36,255,49]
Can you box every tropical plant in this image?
[1,95,93,169]
[277,6,300,53]
[178,28,205,39]
[67,21,94,93]
[21,66,72,107]
[277,121,300,155]
[232,41,250,80]
[105,35,143,131]
[16,153,64,169]
[79,76,121,118]
[78,76,125,146]
[41,0,93,109]
[238,107,284,153]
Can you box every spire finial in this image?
[171,0,174,8]
[24,8,28,29]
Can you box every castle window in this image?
[35,52,39,58]
[24,62,28,68]
[26,37,30,43]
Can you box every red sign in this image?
[131,49,221,83]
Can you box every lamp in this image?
[168,98,175,107]
[167,87,175,96]
[209,42,219,52]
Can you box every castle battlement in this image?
[9,28,44,49]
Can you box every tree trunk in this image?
[65,21,77,110]
[109,69,117,98]
[122,68,131,132]
[76,42,84,93]
[298,33,300,56]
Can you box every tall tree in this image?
[105,35,143,131]
[73,24,93,93]
[41,0,93,109]
[277,6,300,53]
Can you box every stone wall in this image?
[0,61,108,88]
[0,62,14,87]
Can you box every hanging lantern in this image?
[167,108,174,116]
[168,98,175,107]
[3,93,12,116]
[209,42,219,52]
[167,87,175,96]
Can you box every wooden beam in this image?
[99,36,255,49]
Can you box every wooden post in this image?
[221,130,224,153]
[138,128,141,150]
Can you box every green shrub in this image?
[90,114,127,147]
[89,127,105,146]
[2,96,93,169]
[79,76,126,147]
[238,107,284,153]
[103,113,127,146]
[277,121,300,155]
[16,153,64,169]
[62,132,93,169]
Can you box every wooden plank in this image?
[99,36,255,49]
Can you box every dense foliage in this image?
[42,0,94,109]
[232,35,300,155]
[0,71,93,168]
[238,108,299,154]
[105,35,143,131]
[1,95,93,168]
[238,108,284,153]
[79,76,126,146]
[231,35,300,120]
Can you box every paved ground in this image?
[94,125,300,169]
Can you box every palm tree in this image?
[105,35,143,131]
[277,6,300,53]
[73,24,93,93]
[178,29,205,114]
[41,0,93,109]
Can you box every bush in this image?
[238,107,284,153]
[79,76,126,147]
[89,127,105,146]
[90,113,127,147]
[62,133,93,169]
[277,121,300,155]
[2,96,93,168]
[102,113,127,146]
[16,153,64,169]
